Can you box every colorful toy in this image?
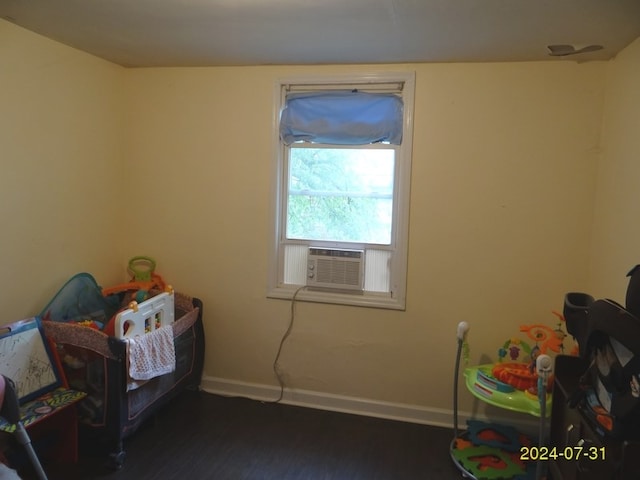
[488,312,572,397]
[464,313,574,416]
[102,256,168,301]
[113,291,175,339]
[452,322,533,479]
[101,256,173,337]
[452,442,526,480]
[464,314,572,417]
[76,320,102,330]
[452,317,565,480]
[466,420,522,452]
[465,364,551,417]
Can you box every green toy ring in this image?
[128,256,156,282]
[464,364,552,417]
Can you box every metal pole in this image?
[535,354,553,480]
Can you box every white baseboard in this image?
[200,375,540,435]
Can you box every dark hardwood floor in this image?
[19,390,461,480]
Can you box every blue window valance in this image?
[279,91,403,146]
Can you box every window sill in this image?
[267,285,406,311]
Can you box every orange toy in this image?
[492,313,570,392]
[492,362,553,393]
[102,256,167,298]
[519,323,563,355]
[102,256,170,336]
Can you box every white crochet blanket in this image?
[126,325,175,391]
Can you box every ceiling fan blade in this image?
[547,44,603,57]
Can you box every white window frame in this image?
[267,71,415,310]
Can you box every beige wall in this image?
[590,37,640,300]
[0,21,125,321]
[121,61,605,416]
[6,17,638,422]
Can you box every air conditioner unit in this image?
[306,248,364,292]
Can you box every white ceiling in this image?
[2,0,640,68]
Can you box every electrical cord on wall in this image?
[268,285,306,404]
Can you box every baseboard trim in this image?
[200,376,539,434]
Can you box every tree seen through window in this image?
[286,147,394,244]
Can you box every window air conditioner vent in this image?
[307,248,364,292]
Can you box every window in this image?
[268,72,415,309]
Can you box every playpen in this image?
[42,291,204,467]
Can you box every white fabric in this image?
[126,325,175,391]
